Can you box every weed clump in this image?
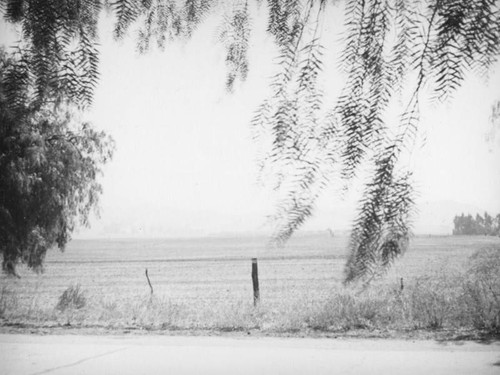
[56,284,86,311]
[461,247,500,330]
[0,286,15,318]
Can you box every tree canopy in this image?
[453,212,500,236]
[0,48,113,275]
[1,0,499,283]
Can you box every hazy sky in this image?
[1,6,499,237]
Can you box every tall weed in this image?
[56,284,86,311]
[461,247,500,330]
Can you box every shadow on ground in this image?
[435,331,500,345]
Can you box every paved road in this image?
[1,334,499,375]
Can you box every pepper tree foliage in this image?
[1,0,499,283]
[0,1,113,274]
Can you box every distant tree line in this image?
[453,213,500,236]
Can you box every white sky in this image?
[1,6,499,237]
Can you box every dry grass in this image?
[1,236,499,337]
[1,245,499,336]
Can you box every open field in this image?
[1,234,500,336]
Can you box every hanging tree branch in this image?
[2,0,500,282]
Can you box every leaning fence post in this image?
[251,258,260,306]
[145,268,154,296]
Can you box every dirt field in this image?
[3,234,499,307]
[1,234,499,335]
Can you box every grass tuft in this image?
[56,284,87,312]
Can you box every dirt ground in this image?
[1,333,499,375]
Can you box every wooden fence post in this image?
[145,268,154,296]
[251,258,260,306]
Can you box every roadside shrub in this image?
[210,301,259,332]
[307,289,390,331]
[124,295,180,329]
[461,247,500,330]
[264,297,315,332]
[403,276,460,329]
[56,284,86,311]
[0,286,14,317]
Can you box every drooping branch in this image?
[2,0,500,282]
[342,2,439,284]
[218,1,251,91]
